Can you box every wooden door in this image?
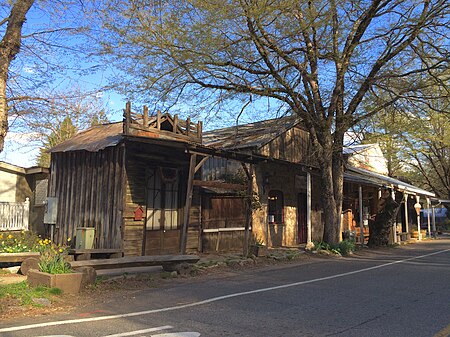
[201,194,246,252]
[298,193,307,244]
[145,168,180,255]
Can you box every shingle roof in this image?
[203,115,300,150]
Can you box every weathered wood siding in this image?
[259,126,311,164]
[201,194,246,252]
[186,187,201,253]
[123,155,146,256]
[49,146,125,249]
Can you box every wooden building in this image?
[48,103,206,256]
[201,116,324,250]
[48,105,436,256]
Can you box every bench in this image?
[0,252,40,264]
[68,249,123,261]
[69,254,200,272]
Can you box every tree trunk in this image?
[0,0,35,152]
[319,145,344,246]
[368,193,400,247]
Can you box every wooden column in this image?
[416,195,422,241]
[180,154,197,254]
[426,198,431,238]
[392,189,397,244]
[307,171,312,245]
[143,106,149,127]
[432,206,437,238]
[404,193,409,237]
[241,163,253,257]
[359,185,364,244]
[123,101,131,135]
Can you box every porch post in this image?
[404,193,409,237]
[306,171,312,246]
[416,195,422,241]
[392,190,397,244]
[241,163,253,257]
[180,154,197,254]
[432,206,437,238]
[359,185,364,244]
[426,198,431,238]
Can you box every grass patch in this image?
[0,281,60,306]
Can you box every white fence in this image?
[0,198,30,231]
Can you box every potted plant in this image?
[27,238,83,294]
[248,235,266,257]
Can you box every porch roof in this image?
[345,166,435,197]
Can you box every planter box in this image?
[27,269,83,294]
[0,252,40,263]
[249,245,266,257]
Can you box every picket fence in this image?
[0,198,30,231]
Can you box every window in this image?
[34,179,48,205]
[268,190,283,224]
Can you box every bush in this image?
[338,240,356,256]
[313,240,355,256]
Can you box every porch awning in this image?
[345,166,435,197]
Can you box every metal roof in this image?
[345,166,435,197]
[49,123,124,153]
[203,115,300,150]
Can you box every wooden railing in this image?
[123,102,202,143]
[0,198,30,231]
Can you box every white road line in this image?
[102,325,173,337]
[1,248,449,333]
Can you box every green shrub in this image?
[313,240,355,256]
[338,240,356,256]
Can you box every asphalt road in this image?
[1,239,449,337]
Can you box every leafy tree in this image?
[25,87,110,167]
[359,80,450,200]
[1,1,108,155]
[95,0,449,245]
[37,116,77,166]
[0,0,34,152]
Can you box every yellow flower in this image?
[67,237,71,242]
[7,234,13,239]
[0,234,3,239]
[59,248,63,253]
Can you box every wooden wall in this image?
[259,126,311,164]
[49,146,125,249]
[123,155,146,256]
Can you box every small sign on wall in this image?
[134,206,144,221]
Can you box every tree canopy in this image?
[95,0,450,244]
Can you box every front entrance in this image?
[145,167,181,255]
[298,193,307,244]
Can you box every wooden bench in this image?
[70,254,200,272]
[68,249,123,261]
[0,252,40,264]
